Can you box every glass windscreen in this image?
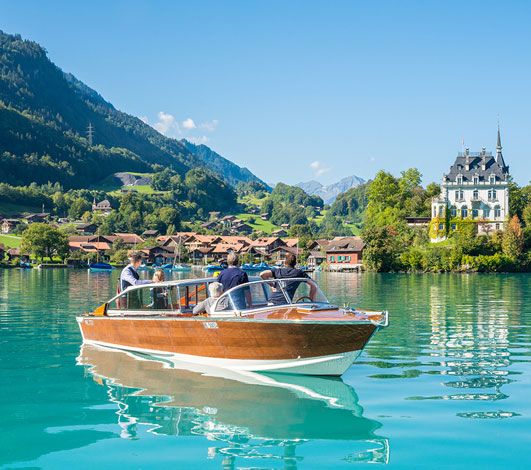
[211,278,329,312]
[108,286,173,311]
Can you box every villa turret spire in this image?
[496,125,506,168]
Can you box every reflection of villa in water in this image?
[78,345,390,467]
[427,277,516,410]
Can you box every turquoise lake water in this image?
[1,269,530,469]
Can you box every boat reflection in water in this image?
[78,345,389,467]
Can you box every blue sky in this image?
[2,0,531,186]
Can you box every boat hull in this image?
[77,316,377,376]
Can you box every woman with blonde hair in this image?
[150,269,167,309]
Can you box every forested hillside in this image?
[0,30,261,190]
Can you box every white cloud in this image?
[187,135,210,144]
[310,160,331,177]
[153,111,178,135]
[142,112,218,141]
[181,118,196,130]
[199,119,219,132]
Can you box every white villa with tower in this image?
[431,128,510,241]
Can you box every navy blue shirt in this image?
[270,267,309,304]
[217,267,249,291]
[217,267,249,309]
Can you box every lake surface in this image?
[1,269,530,469]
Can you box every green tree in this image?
[502,215,524,260]
[21,223,69,261]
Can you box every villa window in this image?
[457,175,463,184]
[494,207,501,218]
[455,190,464,201]
[346,256,351,262]
[473,176,479,184]
[484,207,490,218]
[451,223,456,230]
[488,189,497,201]
[438,206,444,216]
[450,207,457,217]
[461,207,468,218]
[489,175,496,184]
[472,209,478,219]
[329,256,335,262]
[472,189,479,200]
[495,223,500,230]
[438,223,444,230]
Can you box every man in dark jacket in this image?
[217,253,251,309]
[260,252,316,305]
[119,251,152,309]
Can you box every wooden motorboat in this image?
[77,277,388,376]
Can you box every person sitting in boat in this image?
[193,282,225,315]
[260,253,317,305]
[150,269,168,309]
[217,253,252,309]
[120,252,152,309]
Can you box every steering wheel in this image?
[294,296,313,303]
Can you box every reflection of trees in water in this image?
[79,346,390,467]
[330,274,529,418]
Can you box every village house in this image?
[200,221,218,230]
[272,228,289,237]
[68,235,113,258]
[142,229,160,238]
[250,237,285,256]
[24,213,50,223]
[283,238,299,248]
[218,235,252,246]
[209,242,248,261]
[139,246,175,265]
[188,246,213,263]
[112,233,145,246]
[231,222,253,235]
[159,232,197,246]
[1,219,21,234]
[186,235,222,251]
[270,245,301,264]
[6,248,30,263]
[260,213,270,221]
[75,222,97,235]
[325,237,365,271]
[92,199,113,215]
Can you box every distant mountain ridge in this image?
[181,140,269,189]
[296,175,366,204]
[0,30,263,189]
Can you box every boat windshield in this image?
[106,279,215,314]
[212,278,329,313]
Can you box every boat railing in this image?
[105,277,219,316]
[211,278,330,316]
[102,277,330,317]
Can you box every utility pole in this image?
[87,122,94,146]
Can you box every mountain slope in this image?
[181,140,269,189]
[0,30,263,189]
[296,175,366,204]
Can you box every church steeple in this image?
[496,125,506,169]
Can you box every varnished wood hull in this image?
[77,312,378,375]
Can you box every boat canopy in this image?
[104,277,330,316]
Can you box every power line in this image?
[87,122,94,146]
